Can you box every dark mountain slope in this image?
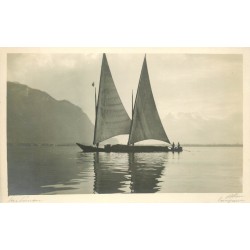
[7,82,94,145]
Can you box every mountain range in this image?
[7,82,242,145]
[7,82,95,145]
[163,112,242,144]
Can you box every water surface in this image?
[7,145,242,195]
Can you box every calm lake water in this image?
[7,145,242,195]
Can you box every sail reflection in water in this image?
[89,152,167,193]
[93,153,131,193]
[128,153,167,193]
[8,145,242,195]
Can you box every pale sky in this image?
[7,53,243,144]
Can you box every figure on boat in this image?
[171,142,182,152]
[76,53,183,153]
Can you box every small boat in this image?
[171,146,183,153]
[77,54,182,153]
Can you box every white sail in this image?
[93,54,131,145]
[128,56,170,145]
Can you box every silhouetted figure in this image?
[177,142,180,149]
[172,142,175,150]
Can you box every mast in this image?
[93,83,97,145]
[95,86,97,116]
[132,90,134,118]
[94,86,99,147]
[128,90,134,146]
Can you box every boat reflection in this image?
[93,152,131,193]
[93,152,168,193]
[128,153,167,193]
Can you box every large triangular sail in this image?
[128,56,170,145]
[93,54,131,145]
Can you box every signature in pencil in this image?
[8,195,41,203]
[218,193,244,203]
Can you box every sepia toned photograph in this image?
[1,3,250,250]
[0,48,249,202]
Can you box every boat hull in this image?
[76,143,183,153]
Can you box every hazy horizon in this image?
[7,53,243,144]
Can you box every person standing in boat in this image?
[177,142,181,150]
[172,142,175,150]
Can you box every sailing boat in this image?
[76,54,182,153]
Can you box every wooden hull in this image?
[76,143,183,153]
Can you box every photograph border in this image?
[1,47,249,203]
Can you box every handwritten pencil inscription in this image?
[8,196,41,203]
[218,193,244,203]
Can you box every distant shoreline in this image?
[182,144,243,147]
[7,143,243,147]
